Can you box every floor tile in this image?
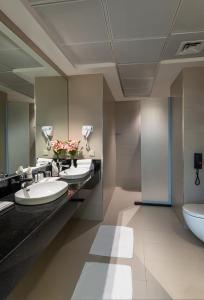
[71,262,132,300]
[7,187,204,300]
[90,225,134,258]
[146,260,204,299]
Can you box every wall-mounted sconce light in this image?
[82,125,93,151]
[42,126,54,150]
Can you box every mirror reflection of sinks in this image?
[59,167,91,180]
[15,181,68,205]
[60,159,93,180]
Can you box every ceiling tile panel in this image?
[124,88,152,97]
[107,0,179,39]
[122,77,154,90]
[173,0,204,33]
[118,63,158,79]
[0,72,31,86]
[62,42,113,64]
[162,32,204,60]
[0,63,11,73]
[13,84,34,98]
[113,38,165,64]
[0,32,19,50]
[0,72,34,97]
[34,0,108,44]
[0,49,41,70]
[122,76,154,96]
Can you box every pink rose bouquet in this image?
[67,139,81,159]
[50,140,68,159]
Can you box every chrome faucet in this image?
[21,181,31,192]
[35,170,46,183]
[20,177,33,191]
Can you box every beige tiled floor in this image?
[7,187,204,300]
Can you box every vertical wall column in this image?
[0,91,7,173]
[141,98,170,204]
[103,79,116,214]
[171,73,184,220]
[115,101,141,191]
[29,103,36,166]
[68,75,116,220]
[69,74,104,220]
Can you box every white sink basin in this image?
[59,166,90,180]
[15,181,68,205]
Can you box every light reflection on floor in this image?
[71,263,132,300]
[90,225,134,258]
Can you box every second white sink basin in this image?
[15,181,68,205]
[59,167,90,180]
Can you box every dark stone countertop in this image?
[0,161,101,299]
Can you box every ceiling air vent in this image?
[176,40,204,56]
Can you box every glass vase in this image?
[56,158,62,175]
[70,156,77,168]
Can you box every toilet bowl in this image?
[183,204,204,242]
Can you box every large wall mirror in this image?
[0,21,60,175]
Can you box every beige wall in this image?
[69,74,103,220]
[68,74,103,159]
[171,73,184,220]
[7,102,30,173]
[35,74,116,221]
[171,67,204,220]
[103,79,116,214]
[115,101,141,191]
[35,76,68,158]
[141,98,169,203]
[69,75,117,220]
[183,68,204,203]
[0,91,7,173]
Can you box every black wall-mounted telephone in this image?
[194,153,203,169]
[194,153,202,185]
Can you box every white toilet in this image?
[183,204,204,242]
